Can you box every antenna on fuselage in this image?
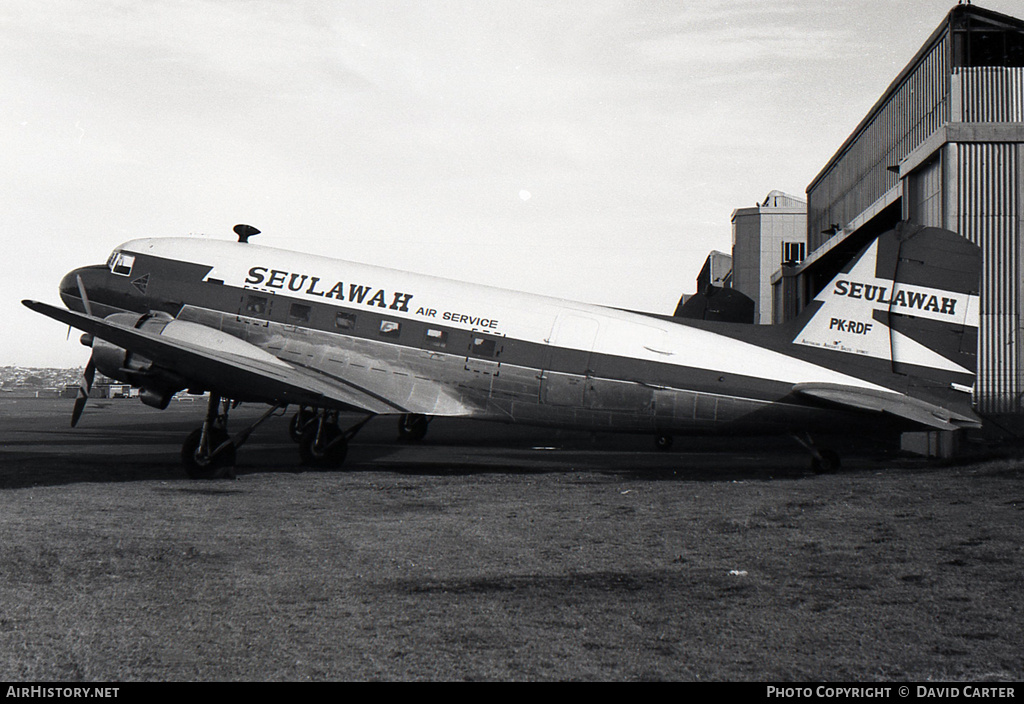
[234,224,260,243]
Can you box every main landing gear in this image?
[180,398,376,478]
[288,405,375,469]
[181,393,285,479]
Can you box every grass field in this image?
[0,399,1022,681]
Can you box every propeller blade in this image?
[71,356,96,428]
[76,274,93,317]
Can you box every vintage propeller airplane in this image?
[23,222,981,478]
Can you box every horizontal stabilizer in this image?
[793,382,981,431]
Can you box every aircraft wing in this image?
[23,300,471,417]
[792,382,981,431]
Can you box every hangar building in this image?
[768,3,1024,416]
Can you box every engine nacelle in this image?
[89,313,158,382]
[83,311,287,404]
[86,312,183,400]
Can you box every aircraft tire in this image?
[299,426,349,469]
[397,414,429,443]
[811,449,841,474]
[181,428,236,480]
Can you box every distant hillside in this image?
[1,366,83,389]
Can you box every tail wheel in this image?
[181,428,236,479]
[811,449,841,474]
[299,424,349,468]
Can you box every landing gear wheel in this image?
[299,424,349,469]
[397,414,429,443]
[181,428,236,479]
[655,434,674,451]
[811,449,841,474]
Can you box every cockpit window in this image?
[108,252,135,277]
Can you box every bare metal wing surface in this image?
[22,299,470,418]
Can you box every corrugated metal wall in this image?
[906,155,943,226]
[808,39,950,249]
[958,66,1024,413]
[959,67,1024,122]
[958,142,1021,413]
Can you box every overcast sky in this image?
[3,0,1019,367]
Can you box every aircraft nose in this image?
[59,269,80,302]
[59,265,107,314]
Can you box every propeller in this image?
[71,349,95,428]
[70,275,96,427]
[76,274,93,317]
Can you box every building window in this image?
[782,242,805,266]
[379,320,401,338]
[952,16,1024,68]
[425,328,448,349]
[288,303,311,324]
[335,312,357,330]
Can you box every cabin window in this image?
[379,320,401,338]
[288,303,311,324]
[245,294,269,316]
[425,328,448,349]
[335,312,357,330]
[470,336,496,357]
[109,252,135,277]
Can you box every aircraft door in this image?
[541,313,599,406]
[237,290,274,332]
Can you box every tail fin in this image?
[792,223,980,391]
